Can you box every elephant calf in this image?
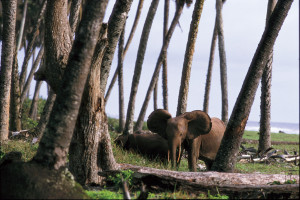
[115,133,169,162]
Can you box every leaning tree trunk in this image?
[69,24,118,186]
[69,0,82,37]
[258,0,277,153]
[16,0,28,51]
[216,0,228,124]
[211,0,294,172]
[203,21,218,113]
[118,29,126,132]
[176,0,205,116]
[0,0,17,141]
[10,53,22,131]
[162,0,170,111]
[100,0,134,95]
[123,0,160,135]
[134,1,185,131]
[29,81,43,121]
[105,0,144,104]
[1,1,108,198]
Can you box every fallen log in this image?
[99,163,299,199]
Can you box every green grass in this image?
[243,131,299,142]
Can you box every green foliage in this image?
[207,190,229,199]
[284,179,297,184]
[1,140,39,161]
[21,98,46,130]
[108,170,134,187]
[85,190,123,199]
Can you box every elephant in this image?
[114,132,169,162]
[147,109,225,171]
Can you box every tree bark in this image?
[203,21,217,113]
[123,0,160,135]
[118,29,125,132]
[162,0,170,111]
[105,0,144,104]
[33,0,108,170]
[100,164,299,199]
[29,81,43,121]
[176,0,205,116]
[0,0,17,141]
[134,1,185,131]
[258,0,277,153]
[100,0,134,95]
[211,0,294,172]
[69,0,82,36]
[16,0,28,51]
[216,0,228,124]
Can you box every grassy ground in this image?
[1,116,299,199]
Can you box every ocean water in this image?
[245,121,299,135]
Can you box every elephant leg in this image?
[187,139,200,172]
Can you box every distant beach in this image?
[245,121,299,135]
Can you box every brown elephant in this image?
[147,109,225,171]
[114,132,169,161]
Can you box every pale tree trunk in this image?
[16,0,28,51]
[216,0,228,124]
[176,0,205,116]
[203,21,217,113]
[21,46,44,104]
[33,0,109,170]
[211,0,294,172]
[118,29,125,132]
[10,53,22,131]
[100,0,134,95]
[134,1,185,131]
[69,24,118,185]
[29,81,43,121]
[105,0,144,104]
[0,0,17,141]
[162,0,170,111]
[33,89,56,138]
[123,0,160,135]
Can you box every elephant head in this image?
[147,109,212,169]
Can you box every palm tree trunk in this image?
[258,0,277,153]
[176,0,205,116]
[203,21,218,113]
[211,0,294,172]
[118,29,125,132]
[216,0,228,124]
[162,0,170,111]
[0,0,17,141]
[123,0,160,135]
[134,1,185,131]
[100,0,134,95]
[29,81,43,120]
[33,0,108,170]
[104,0,144,104]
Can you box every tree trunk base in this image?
[99,163,299,199]
[0,154,88,199]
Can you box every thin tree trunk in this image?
[19,0,47,93]
[34,89,56,138]
[100,0,134,95]
[258,0,277,153]
[69,23,118,185]
[118,29,125,132]
[0,0,17,141]
[29,81,43,121]
[153,83,158,110]
[69,0,82,36]
[203,21,218,113]
[211,0,294,172]
[216,0,228,124]
[10,51,22,131]
[123,0,160,135]
[105,0,144,104]
[134,1,185,131]
[162,0,170,111]
[16,0,28,51]
[33,0,108,170]
[21,46,44,104]
[176,0,205,116]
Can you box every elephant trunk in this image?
[169,139,181,168]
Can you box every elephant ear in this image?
[183,110,212,140]
[147,109,172,139]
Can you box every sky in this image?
[14,0,299,124]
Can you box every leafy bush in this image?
[108,169,134,187]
